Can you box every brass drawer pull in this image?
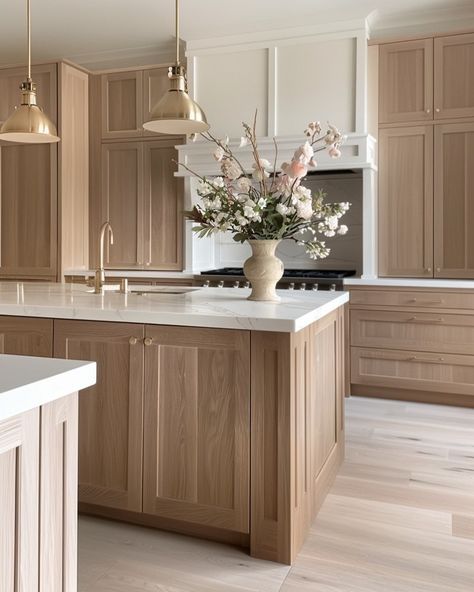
[129,336,138,345]
[407,299,444,305]
[407,316,444,323]
[408,356,445,363]
[144,337,153,346]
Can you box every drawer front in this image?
[351,347,474,396]
[349,289,474,310]
[351,310,474,355]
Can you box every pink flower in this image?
[281,160,308,179]
[328,146,341,158]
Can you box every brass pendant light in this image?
[0,0,59,143]
[143,0,209,135]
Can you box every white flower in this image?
[212,177,225,188]
[257,197,267,208]
[259,158,272,170]
[197,180,213,195]
[276,203,290,216]
[252,166,270,181]
[296,199,313,220]
[236,177,251,192]
[294,185,312,202]
[213,147,225,162]
[221,159,241,180]
[326,215,339,230]
[324,230,336,237]
[337,225,348,235]
[239,136,249,148]
[328,146,341,158]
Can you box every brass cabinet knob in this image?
[129,336,138,345]
[144,337,153,346]
[426,267,432,273]
[435,108,440,113]
[426,109,431,114]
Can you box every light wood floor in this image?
[79,397,474,591]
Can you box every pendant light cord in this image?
[27,0,31,80]
[175,0,180,66]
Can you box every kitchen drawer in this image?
[351,347,474,396]
[349,289,474,311]
[351,310,474,355]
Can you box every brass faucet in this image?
[94,222,114,294]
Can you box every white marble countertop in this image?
[64,269,196,279]
[0,354,96,422]
[0,282,348,333]
[344,277,474,289]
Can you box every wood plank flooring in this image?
[78,397,474,591]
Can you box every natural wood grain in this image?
[379,39,433,124]
[101,142,144,267]
[349,287,474,311]
[0,409,39,592]
[0,315,53,356]
[378,126,433,277]
[101,71,143,138]
[40,394,79,592]
[54,320,144,512]
[434,33,474,119]
[143,325,250,533]
[434,122,474,278]
[58,63,89,278]
[143,140,184,269]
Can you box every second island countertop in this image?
[0,282,348,333]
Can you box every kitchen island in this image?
[0,282,348,565]
[0,354,96,592]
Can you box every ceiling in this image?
[0,0,473,69]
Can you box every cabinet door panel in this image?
[101,71,143,138]
[0,315,53,356]
[143,325,250,533]
[434,33,474,119]
[0,143,58,277]
[54,320,144,512]
[434,123,474,278]
[0,409,39,592]
[379,126,433,277]
[101,143,144,267]
[379,39,433,124]
[143,141,183,270]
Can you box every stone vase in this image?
[243,240,284,302]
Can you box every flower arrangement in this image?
[182,114,351,261]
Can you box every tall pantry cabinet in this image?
[89,67,184,271]
[0,62,89,280]
[378,32,474,279]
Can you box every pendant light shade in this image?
[143,0,209,135]
[0,0,60,144]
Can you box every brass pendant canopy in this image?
[143,0,209,135]
[0,0,60,144]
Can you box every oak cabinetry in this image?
[143,325,250,532]
[434,33,474,119]
[0,62,89,281]
[434,122,474,278]
[379,39,433,124]
[0,315,53,356]
[349,286,474,406]
[378,126,433,277]
[54,320,144,512]
[90,66,184,271]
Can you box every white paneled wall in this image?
[276,38,356,134]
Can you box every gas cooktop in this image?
[201,268,356,279]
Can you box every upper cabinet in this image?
[379,39,433,124]
[379,34,474,125]
[0,62,88,281]
[101,67,170,139]
[434,33,474,119]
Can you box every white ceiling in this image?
[0,0,473,68]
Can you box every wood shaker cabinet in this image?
[143,325,250,533]
[378,126,433,277]
[0,315,53,356]
[379,39,433,124]
[434,122,474,278]
[54,320,145,513]
[0,62,88,281]
[101,71,143,139]
[434,33,474,119]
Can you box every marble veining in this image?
[0,282,349,332]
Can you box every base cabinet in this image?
[0,315,53,356]
[54,321,144,512]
